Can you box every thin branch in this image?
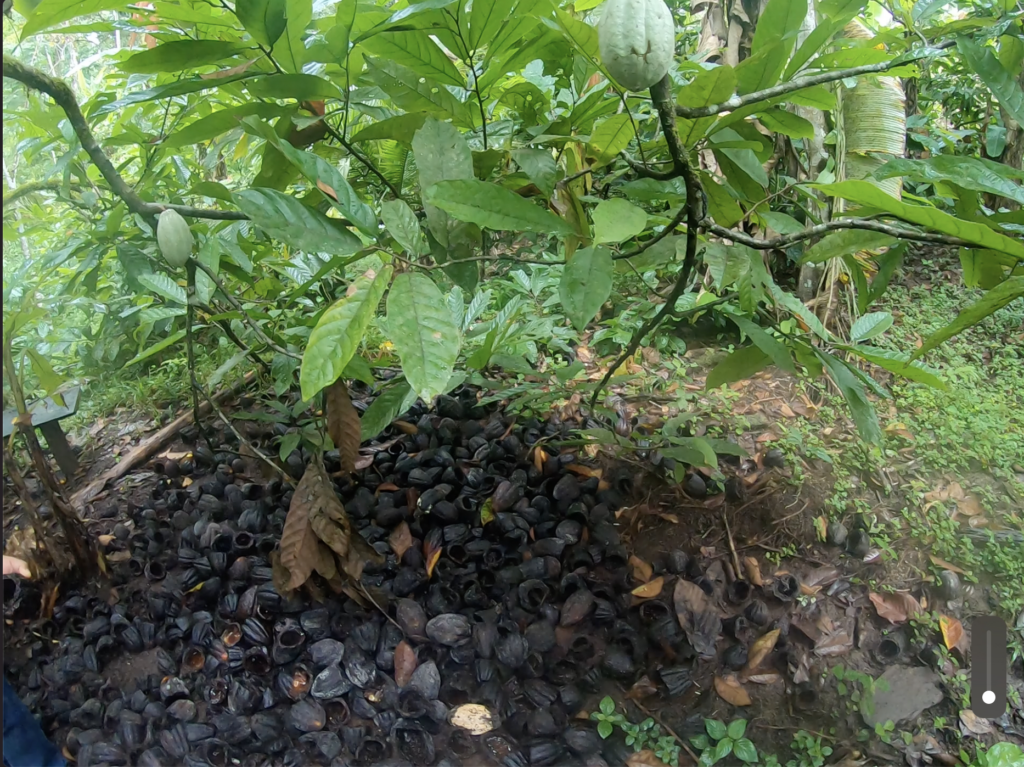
[3,180,82,207]
[191,258,302,359]
[613,204,688,260]
[622,154,679,180]
[388,250,563,271]
[322,123,403,199]
[675,40,955,118]
[703,219,973,249]
[3,54,245,224]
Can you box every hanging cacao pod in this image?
[597,0,675,92]
[157,209,194,268]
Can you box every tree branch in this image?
[613,203,688,260]
[3,54,247,223]
[703,219,972,249]
[322,123,403,199]
[675,40,955,119]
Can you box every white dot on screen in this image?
[982,690,996,705]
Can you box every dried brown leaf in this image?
[392,420,418,435]
[564,464,602,479]
[389,521,413,561]
[627,750,671,767]
[631,576,664,599]
[313,543,337,581]
[106,549,131,563]
[394,641,417,687]
[814,630,853,657]
[326,380,360,475]
[928,555,965,575]
[939,615,963,650]
[743,629,780,674]
[317,179,338,201]
[742,556,763,586]
[625,676,658,701]
[270,550,294,594]
[869,591,922,624]
[745,672,783,685]
[714,675,752,706]
[629,555,653,583]
[425,543,442,580]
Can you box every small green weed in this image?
[689,718,758,766]
[590,697,682,766]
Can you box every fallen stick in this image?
[71,371,258,508]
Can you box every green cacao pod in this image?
[156,209,194,268]
[597,0,675,92]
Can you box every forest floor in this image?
[4,250,1023,767]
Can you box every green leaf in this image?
[600,697,616,715]
[817,351,882,443]
[756,108,814,138]
[209,350,248,388]
[278,431,301,461]
[734,738,759,763]
[724,312,796,374]
[120,40,247,74]
[559,246,614,332]
[342,355,375,387]
[246,74,342,101]
[549,8,599,61]
[164,104,284,148]
[386,272,462,401]
[275,0,312,73]
[362,30,464,87]
[299,266,393,401]
[23,0,127,37]
[705,719,728,742]
[381,199,424,256]
[770,282,831,340]
[850,311,893,343]
[412,117,475,247]
[842,346,947,390]
[589,114,634,168]
[360,379,415,440]
[706,346,772,390]
[726,720,747,740]
[425,180,575,235]
[911,276,1024,360]
[234,0,287,48]
[195,237,222,306]
[760,211,804,234]
[598,721,614,739]
[513,149,558,197]
[190,181,235,202]
[958,37,1024,127]
[752,0,807,58]
[710,129,768,188]
[592,199,647,245]
[137,273,187,304]
[736,43,786,95]
[124,329,187,367]
[703,242,750,290]
[26,349,66,397]
[351,113,429,145]
[874,156,1024,205]
[813,181,1024,260]
[234,188,363,255]
[679,66,737,108]
[92,73,254,116]
[664,437,718,468]
[801,229,898,264]
[365,59,474,127]
[786,85,837,110]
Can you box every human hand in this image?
[2,556,31,578]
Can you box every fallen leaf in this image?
[928,555,965,575]
[425,543,442,580]
[97,534,115,546]
[313,543,338,581]
[627,751,671,767]
[479,497,495,527]
[956,495,984,517]
[389,521,413,561]
[625,675,658,701]
[869,592,922,624]
[940,615,963,650]
[959,709,994,737]
[657,512,679,524]
[743,629,780,674]
[745,672,783,685]
[813,516,828,541]
[631,576,665,599]
[392,420,418,435]
[565,463,603,479]
[394,641,417,687]
[629,555,653,583]
[106,550,131,563]
[779,403,797,418]
[742,557,763,586]
[376,482,400,494]
[814,630,853,657]
[673,579,719,659]
[533,446,545,473]
[803,566,840,589]
[714,675,752,706]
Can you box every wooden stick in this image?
[71,371,257,507]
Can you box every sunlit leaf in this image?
[559,246,614,332]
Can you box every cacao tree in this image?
[2,0,1022,463]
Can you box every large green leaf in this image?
[801,229,897,264]
[592,199,647,244]
[769,281,832,340]
[234,0,287,48]
[678,65,737,108]
[849,311,893,343]
[92,73,254,116]
[752,0,807,58]
[736,43,787,95]
[911,276,1024,360]
[425,180,575,235]
[756,108,814,138]
[299,266,393,400]
[360,379,417,441]
[120,41,246,74]
[817,351,881,443]
[814,181,1024,260]
[548,8,599,61]
[874,156,1024,205]
[706,346,772,389]
[365,59,475,127]
[723,312,796,374]
[195,237,222,306]
[958,37,1024,127]
[710,129,768,188]
[124,329,187,368]
[703,242,750,291]
[842,346,947,389]
[589,114,634,167]
[559,246,614,332]
[163,104,284,148]
[361,30,464,87]
[234,189,363,255]
[246,74,342,100]
[468,0,516,52]
[23,0,126,36]
[137,273,187,304]
[513,149,558,197]
[381,199,424,256]
[386,272,461,401]
[412,118,475,247]
[351,113,430,145]
[27,349,66,398]
[275,0,312,73]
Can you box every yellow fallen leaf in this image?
[714,674,752,706]
[743,629,780,674]
[940,614,963,650]
[631,576,664,599]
